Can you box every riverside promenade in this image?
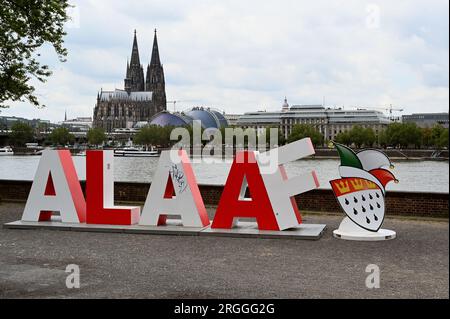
[0,200,448,298]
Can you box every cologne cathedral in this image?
[93,30,167,132]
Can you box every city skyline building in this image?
[237,98,392,141]
[93,30,167,132]
[402,113,449,129]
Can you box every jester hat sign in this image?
[330,142,398,241]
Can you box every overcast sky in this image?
[2,0,449,122]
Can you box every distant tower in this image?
[282,97,289,112]
[124,30,145,93]
[146,29,166,112]
[93,29,167,132]
[64,109,67,121]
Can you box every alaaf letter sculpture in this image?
[330,142,398,241]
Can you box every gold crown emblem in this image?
[365,180,378,189]
[336,180,350,193]
[351,179,364,190]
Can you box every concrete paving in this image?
[0,202,448,298]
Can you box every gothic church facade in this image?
[93,30,166,132]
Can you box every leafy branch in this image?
[0,0,71,108]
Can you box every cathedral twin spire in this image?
[94,29,166,132]
[149,29,161,66]
[124,29,164,94]
[130,30,142,67]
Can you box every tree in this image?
[334,126,371,148]
[378,130,389,148]
[400,123,422,148]
[378,130,388,148]
[430,124,447,149]
[158,125,173,147]
[382,123,422,148]
[87,128,106,147]
[287,124,324,147]
[48,127,74,146]
[383,123,402,148]
[185,124,205,147]
[134,125,173,149]
[0,0,70,108]
[335,131,351,146]
[438,128,449,149]
[260,126,285,147]
[133,127,151,147]
[348,125,365,148]
[430,124,449,149]
[362,127,376,147]
[10,121,34,146]
[334,126,376,148]
[421,127,433,148]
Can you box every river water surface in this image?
[0,155,448,193]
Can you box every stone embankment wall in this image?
[0,180,447,218]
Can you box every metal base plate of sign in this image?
[3,218,206,236]
[3,219,326,240]
[201,222,326,240]
[332,217,396,241]
[333,229,396,241]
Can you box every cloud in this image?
[2,0,448,122]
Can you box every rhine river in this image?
[0,155,448,193]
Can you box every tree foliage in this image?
[10,121,34,146]
[438,129,449,149]
[48,127,74,146]
[262,126,286,146]
[430,124,448,149]
[86,127,106,147]
[379,123,422,148]
[335,125,376,148]
[334,131,351,146]
[420,127,433,148]
[134,125,173,148]
[335,123,448,149]
[287,124,324,146]
[0,0,70,108]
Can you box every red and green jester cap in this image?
[332,141,398,188]
[332,142,363,169]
